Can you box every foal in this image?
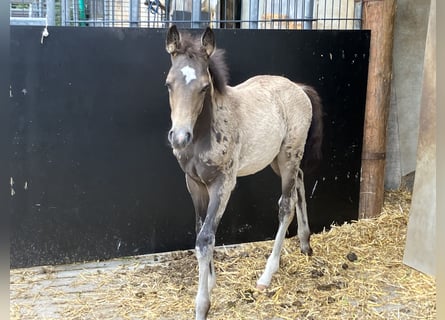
[164,25,323,320]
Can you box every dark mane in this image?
[177,32,229,94]
[208,49,229,95]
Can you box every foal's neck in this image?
[194,89,221,137]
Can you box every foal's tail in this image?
[301,85,324,171]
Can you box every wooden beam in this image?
[359,0,397,219]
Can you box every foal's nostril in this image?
[185,132,191,144]
[168,130,174,143]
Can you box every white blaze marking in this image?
[180,65,197,84]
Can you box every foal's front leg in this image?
[195,175,236,320]
[186,175,209,235]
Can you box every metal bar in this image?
[120,0,123,27]
[46,0,55,25]
[301,0,305,28]
[61,0,66,25]
[130,0,139,27]
[38,0,43,17]
[192,0,201,28]
[249,0,258,29]
[102,0,106,26]
[72,0,78,24]
[323,0,327,29]
[286,0,291,29]
[271,0,276,29]
[313,0,318,29]
[268,17,356,22]
[10,17,47,25]
[303,0,313,29]
[91,0,95,26]
[112,0,115,27]
[34,0,362,30]
[338,0,342,29]
[354,0,362,29]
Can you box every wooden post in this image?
[358,0,397,219]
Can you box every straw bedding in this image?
[10,190,436,319]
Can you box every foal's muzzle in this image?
[168,128,192,149]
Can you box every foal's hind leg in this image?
[257,154,299,289]
[295,168,313,255]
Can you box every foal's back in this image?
[223,75,313,177]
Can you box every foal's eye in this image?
[201,84,210,93]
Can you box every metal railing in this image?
[10,0,54,25]
[11,0,362,30]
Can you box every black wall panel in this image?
[9,27,370,268]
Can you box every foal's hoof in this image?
[301,247,313,256]
[256,284,268,291]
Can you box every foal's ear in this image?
[166,25,181,55]
[201,27,215,57]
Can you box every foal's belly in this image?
[236,133,283,177]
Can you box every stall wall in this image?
[9,27,370,268]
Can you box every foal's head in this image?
[165,25,227,150]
